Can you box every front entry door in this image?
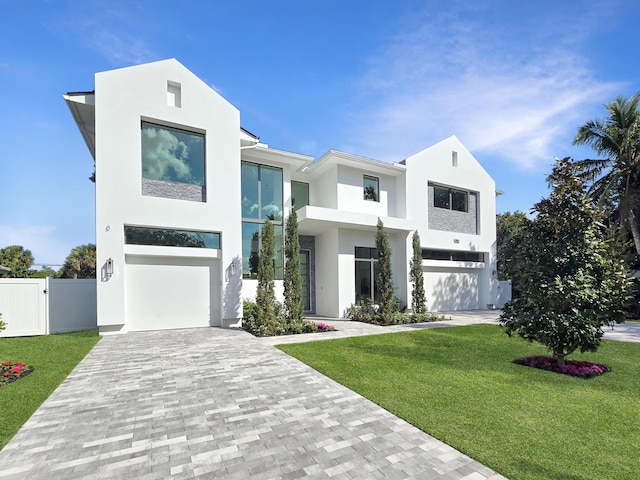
[299,251,310,311]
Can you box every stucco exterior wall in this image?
[94,59,242,332]
[404,136,498,310]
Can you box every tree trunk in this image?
[554,353,565,368]
[627,210,640,255]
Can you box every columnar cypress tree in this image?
[284,210,303,322]
[376,218,395,319]
[256,219,277,330]
[409,230,426,313]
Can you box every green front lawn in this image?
[0,330,100,450]
[278,325,639,480]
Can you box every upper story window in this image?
[242,162,283,221]
[292,181,309,211]
[141,122,205,186]
[363,175,379,202]
[241,162,284,279]
[433,185,468,212]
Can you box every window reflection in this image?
[141,122,205,186]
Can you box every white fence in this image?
[0,278,97,337]
[496,280,512,309]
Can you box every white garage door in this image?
[424,269,480,311]
[125,255,220,331]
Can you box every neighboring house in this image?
[65,59,499,334]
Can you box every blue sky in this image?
[1,0,639,267]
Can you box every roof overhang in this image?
[64,92,96,160]
[297,205,416,236]
[0,265,11,276]
[242,145,314,171]
[306,150,406,177]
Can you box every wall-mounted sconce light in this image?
[230,260,236,276]
[106,258,114,276]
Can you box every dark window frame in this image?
[241,162,284,279]
[363,175,379,202]
[124,226,220,249]
[141,121,206,186]
[433,185,469,212]
[421,249,484,263]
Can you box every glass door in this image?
[299,251,310,311]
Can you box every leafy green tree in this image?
[283,210,303,322]
[500,158,631,366]
[30,266,59,278]
[376,218,395,319]
[256,219,277,331]
[572,93,640,253]
[0,245,35,278]
[59,244,96,279]
[409,230,426,313]
[496,211,529,297]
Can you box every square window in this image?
[363,175,379,202]
[141,122,204,186]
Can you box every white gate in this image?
[0,278,48,337]
[496,280,512,309]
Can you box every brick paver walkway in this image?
[0,313,513,479]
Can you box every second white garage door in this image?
[424,269,480,311]
[125,255,220,331]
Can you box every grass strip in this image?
[278,324,639,480]
[0,330,101,450]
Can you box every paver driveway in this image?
[0,322,508,480]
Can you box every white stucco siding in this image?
[125,255,220,331]
[314,228,339,317]
[310,166,338,209]
[335,229,409,317]
[335,165,396,217]
[404,136,498,308]
[94,59,242,332]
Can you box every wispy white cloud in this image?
[54,3,156,65]
[347,3,623,170]
[0,225,69,267]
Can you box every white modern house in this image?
[65,59,499,334]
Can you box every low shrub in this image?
[242,300,336,337]
[345,299,441,325]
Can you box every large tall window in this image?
[141,122,205,186]
[355,247,380,303]
[242,162,284,279]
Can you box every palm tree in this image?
[59,244,96,279]
[572,93,640,253]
